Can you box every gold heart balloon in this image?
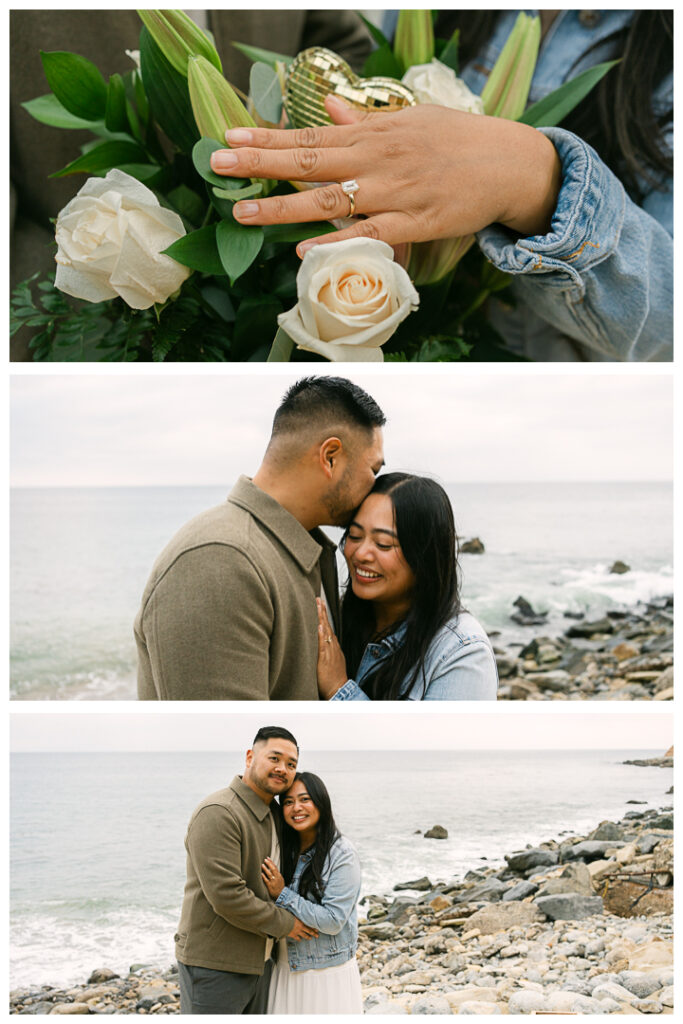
[285,47,416,128]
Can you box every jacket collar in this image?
[366,620,408,654]
[228,476,335,574]
[229,775,274,822]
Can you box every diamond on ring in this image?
[340,179,360,195]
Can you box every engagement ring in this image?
[340,179,359,217]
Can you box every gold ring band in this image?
[340,179,359,219]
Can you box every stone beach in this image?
[11,796,673,1015]
[493,596,673,701]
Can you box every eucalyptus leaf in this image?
[40,50,108,121]
[216,218,264,284]
[250,62,283,124]
[192,137,248,188]
[266,326,295,362]
[363,43,403,80]
[167,184,206,224]
[231,42,292,69]
[212,182,263,201]
[50,139,150,177]
[163,224,225,275]
[520,60,619,128]
[22,93,104,131]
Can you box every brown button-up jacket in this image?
[175,776,295,974]
[135,476,340,700]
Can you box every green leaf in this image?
[116,162,164,185]
[40,50,108,121]
[266,326,294,362]
[50,139,150,176]
[520,60,619,128]
[167,184,206,224]
[231,42,292,69]
[139,26,199,153]
[163,224,225,275]
[133,69,150,125]
[232,294,282,358]
[21,93,104,130]
[200,285,235,322]
[358,14,391,50]
[216,218,264,284]
[250,62,283,124]
[192,136,248,189]
[212,182,263,201]
[438,29,460,74]
[105,73,129,132]
[262,222,336,245]
[362,43,403,80]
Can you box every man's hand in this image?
[288,917,319,941]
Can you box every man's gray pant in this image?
[178,959,273,1014]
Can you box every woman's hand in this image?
[316,598,349,699]
[262,857,285,898]
[210,94,561,256]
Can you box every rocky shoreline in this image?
[11,799,673,1015]
[493,596,673,700]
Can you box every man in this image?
[135,377,386,700]
[176,726,316,1014]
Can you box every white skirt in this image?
[267,938,363,1015]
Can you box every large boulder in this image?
[393,877,432,891]
[460,537,485,555]
[589,821,625,842]
[424,824,448,840]
[560,840,625,863]
[535,862,593,898]
[465,901,544,935]
[534,893,604,920]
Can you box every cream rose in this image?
[54,169,191,310]
[277,238,419,362]
[402,59,484,114]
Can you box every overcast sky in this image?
[10,370,672,486]
[10,709,672,753]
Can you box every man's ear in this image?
[245,748,253,772]
[319,437,343,478]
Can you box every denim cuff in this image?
[330,678,369,701]
[477,127,625,284]
[276,887,293,908]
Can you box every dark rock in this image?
[505,848,558,872]
[535,893,604,920]
[626,799,647,804]
[588,821,624,841]
[649,814,673,830]
[565,617,615,638]
[511,596,548,626]
[636,834,663,855]
[87,969,119,984]
[455,878,508,904]
[393,876,432,891]
[609,560,631,575]
[560,840,625,863]
[460,537,485,554]
[502,880,538,901]
[424,825,448,840]
[535,863,593,898]
[563,610,585,620]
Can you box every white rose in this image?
[277,238,419,362]
[54,169,191,310]
[402,59,484,114]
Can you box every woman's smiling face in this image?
[343,492,416,609]
[282,779,321,833]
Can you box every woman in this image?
[211,10,672,361]
[261,773,363,1015]
[317,473,498,701]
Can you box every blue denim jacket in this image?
[275,835,360,971]
[332,611,498,701]
[384,9,673,361]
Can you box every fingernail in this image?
[211,151,238,169]
[297,241,317,258]
[226,128,253,144]
[234,201,259,218]
[326,94,351,108]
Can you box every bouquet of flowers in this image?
[11,10,615,362]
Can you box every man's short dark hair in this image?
[253,726,299,752]
[271,377,386,439]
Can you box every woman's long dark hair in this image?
[341,473,461,700]
[436,11,673,198]
[280,772,340,903]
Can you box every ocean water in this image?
[10,482,672,699]
[10,748,672,990]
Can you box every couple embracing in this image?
[136,376,497,701]
[176,727,361,1014]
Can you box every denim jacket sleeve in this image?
[476,127,673,361]
[419,639,498,701]
[275,841,361,935]
[330,678,370,701]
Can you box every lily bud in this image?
[409,235,475,286]
[394,10,435,71]
[188,55,256,140]
[137,9,222,76]
[481,12,540,120]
